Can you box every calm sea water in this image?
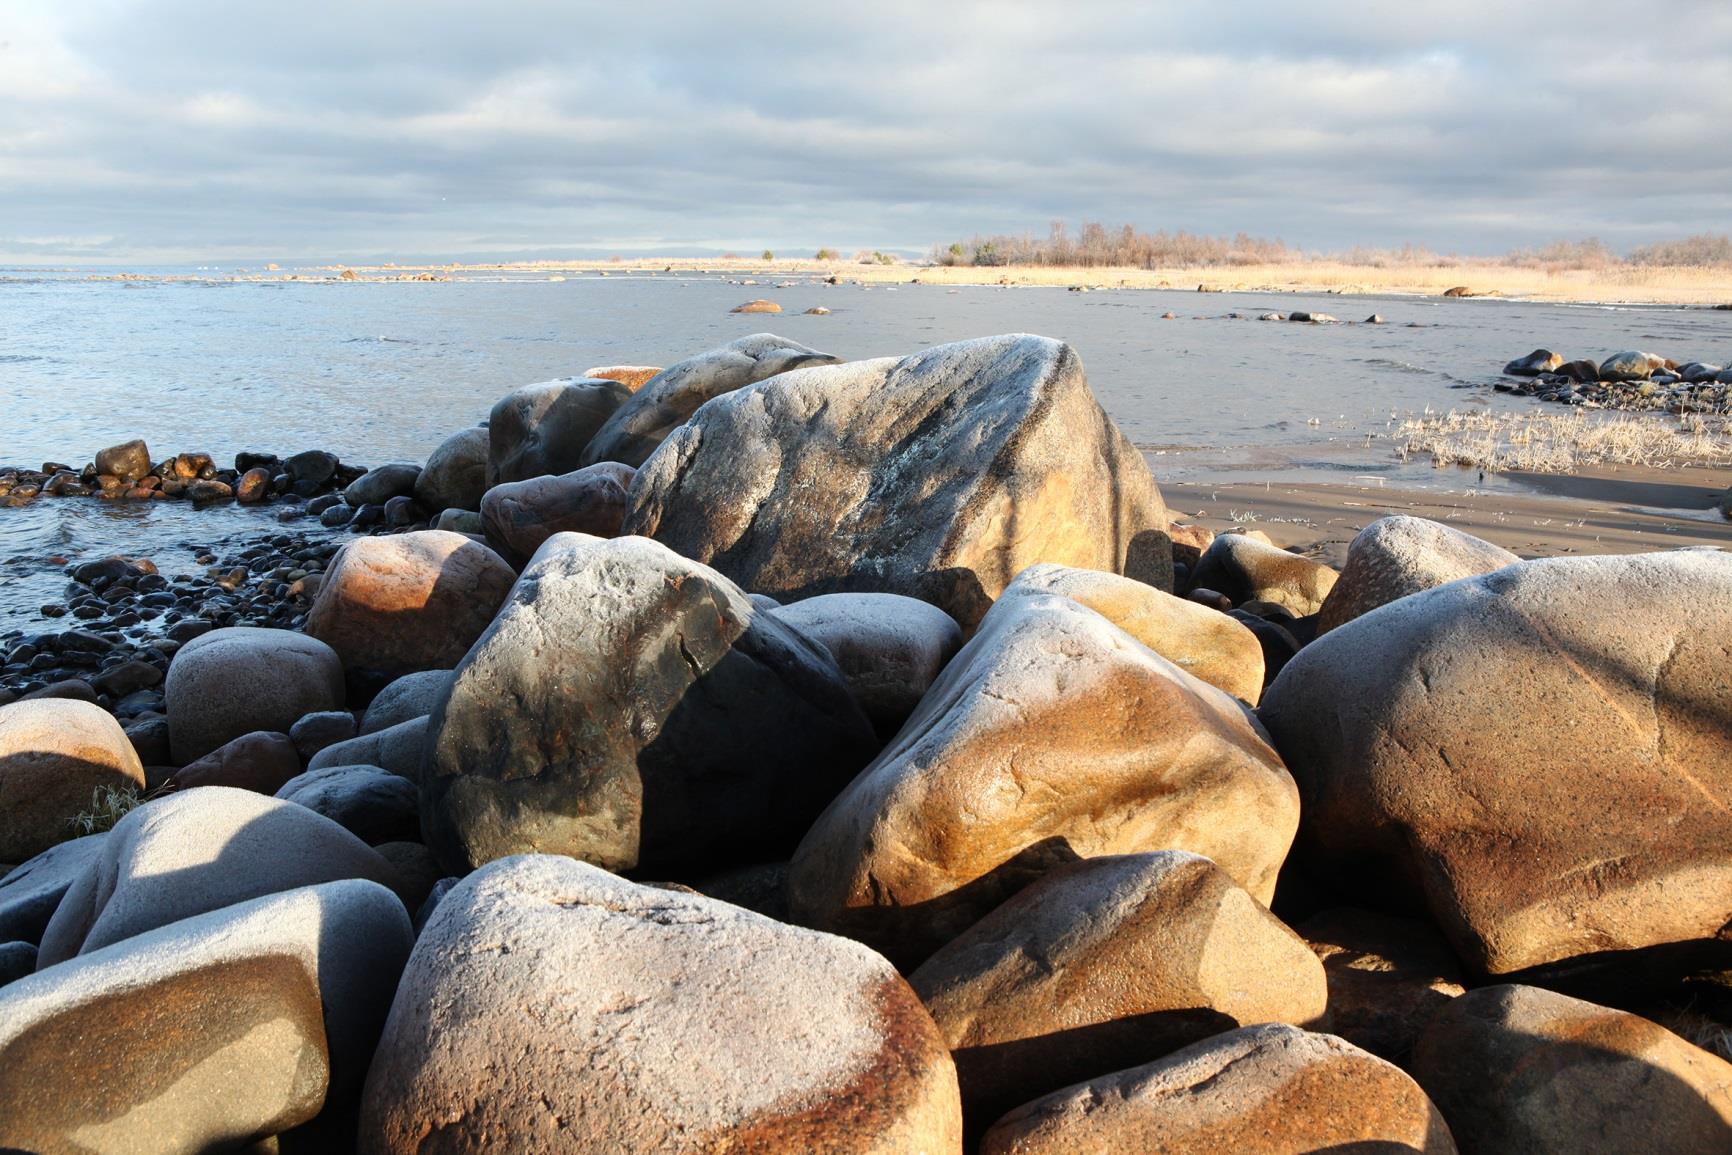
[3,268,1729,628]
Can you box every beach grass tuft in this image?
[1396,409,1732,473]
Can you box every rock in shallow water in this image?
[423,533,878,876]
[624,334,1171,629]
[358,854,962,1154]
[1260,550,1732,976]
[787,585,1298,966]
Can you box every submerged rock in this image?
[582,333,839,469]
[358,855,962,1153]
[624,334,1171,628]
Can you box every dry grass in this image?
[65,783,143,837]
[1396,409,1732,473]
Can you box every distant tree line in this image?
[930,221,1732,270]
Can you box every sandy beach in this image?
[1171,463,1732,567]
[300,256,1732,308]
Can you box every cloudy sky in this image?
[3,1,1729,263]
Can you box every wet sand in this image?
[1168,463,1732,567]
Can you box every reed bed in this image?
[1396,409,1732,473]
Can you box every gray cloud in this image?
[2,0,1729,262]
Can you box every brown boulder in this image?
[1007,562,1265,702]
[1317,515,1518,635]
[787,587,1298,966]
[624,334,1171,629]
[479,462,636,565]
[167,730,302,794]
[0,699,145,862]
[305,530,516,683]
[981,1025,1456,1155]
[1259,552,1732,976]
[909,852,1327,1128]
[731,298,783,313]
[359,855,962,1154]
[582,363,662,391]
[1411,984,1732,1153]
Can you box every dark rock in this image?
[93,440,152,483]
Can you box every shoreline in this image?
[35,256,1732,309]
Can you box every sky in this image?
[3,1,1730,264]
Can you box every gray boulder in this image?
[358,855,961,1153]
[486,376,630,486]
[422,533,878,875]
[581,332,839,468]
[480,461,636,565]
[164,627,345,764]
[0,880,411,1154]
[360,670,450,736]
[343,462,421,506]
[624,334,1172,629]
[277,764,421,845]
[1600,349,1667,381]
[0,833,108,945]
[414,426,488,513]
[771,592,963,740]
[37,786,404,966]
[1503,349,1563,376]
[307,715,428,780]
[1317,516,1518,635]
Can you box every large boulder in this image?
[305,531,516,684]
[1007,562,1265,703]
[581,332,839,468]
[981,1025,1456,1155]
[624,335,1171,629]
[1411,984,1732,1153]
[413,425,489,513]
[423,533,878,875]
[1317,515,1518,635]
[0,880,411,1154]
[1187,531,1338,616]
[164,627,345,764]
[37,786,405,966]
[486,376,631,486]
[1259,551,1732,976]
[479,461,636,565]
[787,587,1298,966]
[771,592,964,740]
[359,669,449,735]
[0,699,145,862]
[909,852,1327,1128]
[0,833,108,945]
[277,764,421,845]
[1599,349,1667,382]
[358,855,962,1153]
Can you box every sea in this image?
[3,266,1729,630]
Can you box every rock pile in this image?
[3,337,1731,1151]
[1499,346,1732,412]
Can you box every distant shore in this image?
[64,256,1732,308]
